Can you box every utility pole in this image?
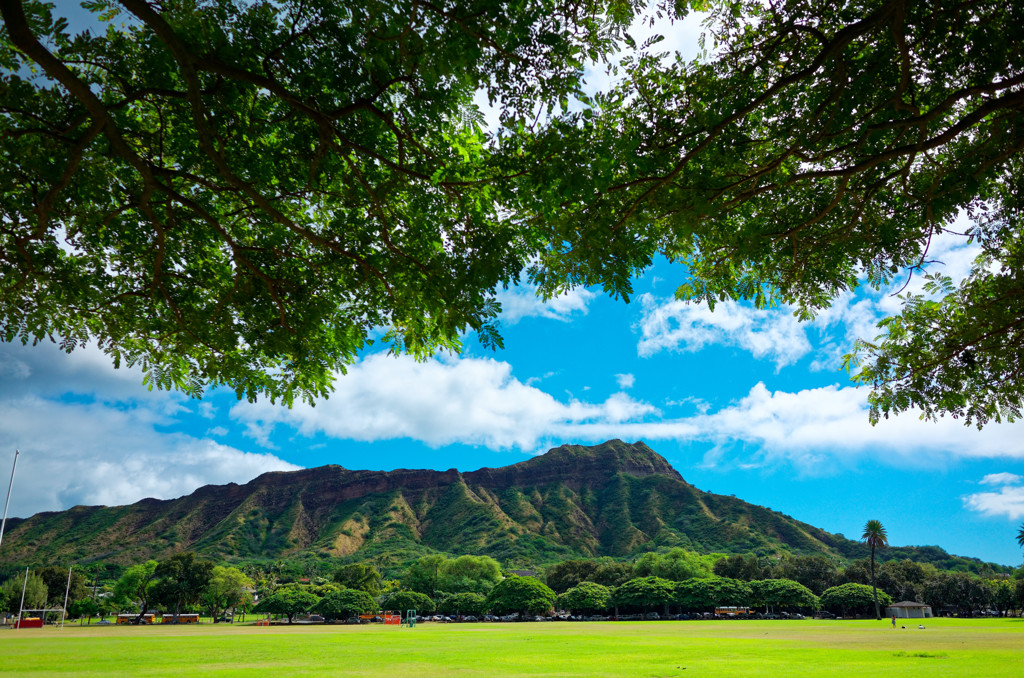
[0,449,20,551]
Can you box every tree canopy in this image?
[332,563,381,597]
[612,575,675,614]
[558,581,612,614]
[253,586,319,623]
[0,0,633,404]
[437,591,487,616]
[820,582,892,617]
[673,576,751,612]
[313,588,375,621]
[112,559,158,620]
[201,565,252,621]
[484,575,556,617]
[382,590,435,615]
[3,0,1024,422]
[748,578,819,612]
[151,551,214,618]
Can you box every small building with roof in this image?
[886,601,933,619]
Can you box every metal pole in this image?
[61,564,73,629]
[0,449,20,551]
[17,566,28,629]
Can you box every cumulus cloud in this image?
[548,381,1024,471]
[685,383,1024,467]
[636,293,811,368]
[230,350,1024,471]
[0,396,298,519]
[634,227,986,373]
[964,473,1024,520]
[496,285,596,324]
[979,472,1024,486]
[0,340,167,404]
[231,353,657,451]
[615,373,636,389]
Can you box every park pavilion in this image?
[885,601,933,619]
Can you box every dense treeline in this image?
[3,549,1022,623]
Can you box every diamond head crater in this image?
[0,441,999,573]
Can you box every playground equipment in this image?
[403,609,416,628]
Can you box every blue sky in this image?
[2,3,1024,567]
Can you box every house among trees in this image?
[886,601,933,619]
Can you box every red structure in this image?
[15,617,43,628]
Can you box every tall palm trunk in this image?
[862,519,887,621]
[870,543,880,620]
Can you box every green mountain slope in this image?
[0,440,998,568]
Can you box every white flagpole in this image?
[0,449,20,551]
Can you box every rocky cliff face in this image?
[0,439,855,566]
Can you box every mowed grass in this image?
[2,618,1023,677]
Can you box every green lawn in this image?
[2,618,1022,676]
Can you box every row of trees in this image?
[4,545,1022,623]
[109,552,253,623]
[243,573,915,621]
[0,553,255,623]
[546,545,1024,618]
[246,548,1024,623]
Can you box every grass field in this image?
[2,618,1023,676]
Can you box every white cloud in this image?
[980,472,1024,486]
[0,396,298,519]
[633,226,987,375]
[965,472,1024,521]
[496,286,596,324]
[615,373,635,389]
[231,350,1024,471]
[231,353,656,452]
[636,293,811,368]
[552,381,1024,469]
[964,484,1024,520]
[0,340,169,404]
[683,383,1024,468]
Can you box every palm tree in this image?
[862,519,888,620]
[1017,522,1024,550]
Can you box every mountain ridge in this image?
[0,440,1002,569]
